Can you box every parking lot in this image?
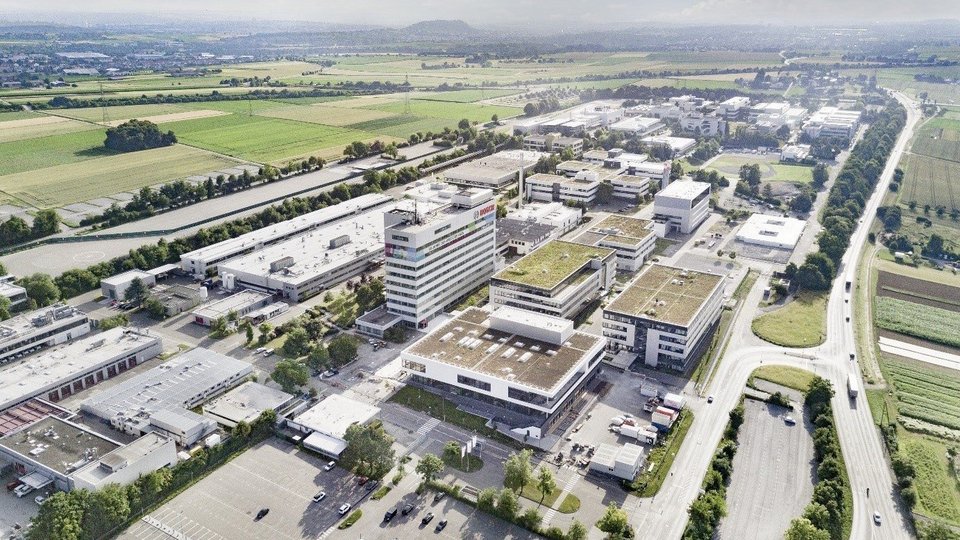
[120,439,363,540]
[718,386,815,540]
[0,470,42,540]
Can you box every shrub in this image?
[337,509,362,529]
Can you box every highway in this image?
[628,91,919,540]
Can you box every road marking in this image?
[542,472,582,526]
[417,417,441,436]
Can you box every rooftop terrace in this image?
[493,240,614,291]
[606,264,723,327]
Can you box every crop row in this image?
[874,296,960,348]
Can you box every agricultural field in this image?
[703,153,813,184]
[876,270,960,313]
[874,296,960,349]
[885,355,960,432]
[900,434,960,526]
[0,128,109,176]
[0,113,98,143]
[0,144,240,208]
[260,103,395,127]
[897,115,960,212]
[407,88,521,102]
[360,99,518,122]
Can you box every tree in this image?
[567,519,588,540]
[796,263,828,291]
[596,503,630,535]
[144,297,166,319]
[415,453,445,484]
[328,334,359,366]
[209,316,230,338]
[270,359,309,393]
[518,507,543,530]
[82,484,132,539]
[124,277,149,306]
[496,487,520,520]
[31,209,60,237]
[245,323,255,343]
[535,467,557,506]
[234,420,252,438]
[597,182,614,203]
[883,205,902,230]
[458,118,471,130]
[27,491,85,540]
[281,327,311,358]
[805,376,835,408]
[503,449,533,493]
[341,422,396,478]
[791,192,813,213]
[477,487,497,512]
[104,119,176,152]
[0,216,32,246]
[18,273,60,306]
[258,322,273,345]
[306,344,330,372]
[491,114,499,124]
[926,234,944,257]
[785,517,831,540]
[812,164,829,188]
[802,502,831,530]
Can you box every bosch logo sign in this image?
[474,204,495,219]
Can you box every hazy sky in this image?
[2,0,959,27]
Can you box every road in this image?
[627,91,919,540]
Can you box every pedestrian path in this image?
[417,417,441,436]
[541,471,582,526]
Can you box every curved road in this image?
[627,91,919,540]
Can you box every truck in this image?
[651,406,679,430]
[845,280,852,292]
[663,392,686,411]
[619,424,659,445]
[847,373,859,399]
[642,397,661,413]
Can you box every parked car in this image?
[34,495,46,505]
[6,480,21,491]
[435,519,448,532]
[357,476,369,486]
[421,512,434,525]
[324,461,336,471]
[312,492,326,503]
[402,503,415,515]
[433,491,446,503]
[255,508,269,521]
[383,508,398,522]
[338,503,351,516]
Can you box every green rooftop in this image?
[493,240,615,291]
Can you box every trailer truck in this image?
[847,373,859,399]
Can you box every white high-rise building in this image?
[384,183,497,328]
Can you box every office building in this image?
[287,394,380,458]
[191,290,273,327]
[179,194,393,277]
[151,284,208,317]
[401,306,606,434]
[0,304,90,365]
[735,214,807,249]
[609,116,664,136]
[0,328,162,411]
[81,348,252,446]
[716,97,751,120]
[573,215,656,272]
[384,185,497,328]
[610,176,651,201]
[71,432,177,491]
[653,181,711,235]
[525,172,600,205]
[490,240,616,319]
[443,150,546,190]
[507,203,582,237]
[100,269,156,301]
[522,133,583,156]
[803,107,862,139]
[603,264,724,371]
[496,219,555,258]
[202,381,296,428]
[0,277,27,307]
[217,204,390,302]
[780,144,811,163]
[748,102,790,122]
[640,136,697,157]
[678,112,725,137]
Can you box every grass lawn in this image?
[630,410,694,496]
[901,432,960,526]
[388,385,491,434]
[363,100,520,123]
[751,291,828,347]
[441,453,483,473]
[0,143,241,208]
[518,478,581,513]
[703,154,813,184]
[750,365,817,392]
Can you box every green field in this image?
[162,113,371,163]
[899,117,960,211]
[0,144,240,208]
[0,128,109,176]
[0,113,98,143]
[751,365,817,392]
[362,99,518,122]
[52,102,197,123]
[261,103,395,127]
[885,356,960,431]
[902,435,960,526]
[703,154,813,184]
[751,291,828,347]
[874,295,960,349]
[409,88,520,103]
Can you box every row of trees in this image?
[796,100,907,292]
[0,208,60,248]
[785,377,850,540]
[103,120,176,153]
[43,87,353,110]
[683,402,744,539]
[28,410,276,540]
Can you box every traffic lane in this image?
[363,496,541,540]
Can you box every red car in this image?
[357,476,368,486]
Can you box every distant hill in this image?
[404,19,478,37]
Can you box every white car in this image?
[784,416,797,425]
[338,503,351,515]
[34,495,46,505]
[324,461,336,471]
[873,512,882,525]
[312,492,326,503]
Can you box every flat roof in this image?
[101,269,152,286]
[202,381,293,426]
[606,264,724,327]
[180,193,392,264]
[579,215,654,247]
[0,328,160,411]
[0,399,72,437]
[508,202,581,223]
[193,290,272,320]
[736,214,806,247]
[80,347,252,421]
[293,394,380,437]
[527,172,600,188]
[71,432,172,485]
[0,304,87,348]
[218,205,388,286]
[0,416,120,474]
[493,240,614,290]
[641,135,697,150]
[405,307,602,392]
[496,219,555,247]
[656,180,710,200]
